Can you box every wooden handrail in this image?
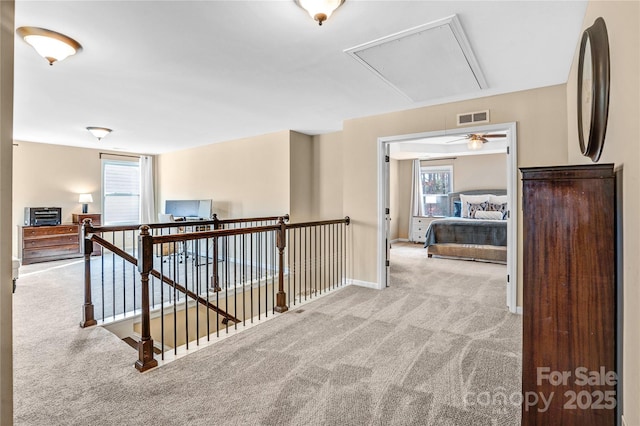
[83,214,288,234]
[285,217,350,230]
[149,224,281,244]
[214,213,289,225]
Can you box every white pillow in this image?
[489,194,508,205]
[459,194,491,218]
[475,210,503,220]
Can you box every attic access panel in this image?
[344,15,487,102]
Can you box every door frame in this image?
[376,121,519,313]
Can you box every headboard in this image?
[447,189,507,217]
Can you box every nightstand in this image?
[411,216,441,243]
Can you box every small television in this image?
[164,199,211,220]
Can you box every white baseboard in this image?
[390,238,409,244]
[348,278,382,290]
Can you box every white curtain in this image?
[409,159,424,240]
[139,155,155,224]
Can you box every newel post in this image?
[274,216,288,313]
[135,225,158,372]
[80,218,96,327]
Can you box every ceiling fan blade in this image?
[480,133,507,138]
[444,137,468,144]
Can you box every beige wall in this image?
[392,154,507,240]
[343,84,568,286]
[289,131,313,222]
[157,130,291,220]
[12,141,105,257]
[0,1,13,423]
[311,131,343,220]
[566,2,640,424]
[453,153,507,192]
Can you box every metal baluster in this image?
[257,231,261,320]
[122,230,126,316]
[184,235,189,350]
[206,236,210,340]
[101,236,105,321]
[216,237,220,338]
[250,232,254,323]
[160,242,165,360]
[173,241,178,355]
[132,230,137,312]
[195,232,200,346]
[234,234,238,330]
[242,232,246,327]
[112,231,116,319]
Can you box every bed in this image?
[423,189,508,263]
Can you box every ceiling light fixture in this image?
[295,0,345,26]
[467,135,484,151]
[86,127,112,141]
[16,27,82,66]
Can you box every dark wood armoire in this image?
[520,164,617,426]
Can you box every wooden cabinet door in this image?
[521,164,616,426]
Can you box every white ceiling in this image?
[13,1,588,155]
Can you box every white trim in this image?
[377,136,388,290]
[378,122,519,313]
[504,122,518,314]
[516,306,523,315]
[391,238,409,244]
[348,278,382,290]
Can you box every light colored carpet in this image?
[13,242,521,425]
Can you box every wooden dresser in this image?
[521,164,616,425]
[20,224,81,265]
[72,213,102,255]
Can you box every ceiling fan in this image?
[446,133,507,150]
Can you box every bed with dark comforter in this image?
[424,217,507,246]
[423,189,508,263]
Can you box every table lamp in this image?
[424,195,438,216]
[79,193,93,213]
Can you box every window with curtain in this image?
[419,165,453,216]
[102,159,140,225]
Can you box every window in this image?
[102,160,140,225]
[420,165,453,216]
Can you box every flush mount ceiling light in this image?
[86,127,112,141]
[295,0,345,26]
[16,26,82,66]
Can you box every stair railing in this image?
[80,215,285,327]
[80,214,350,372]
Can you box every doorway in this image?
[377,122,518,313]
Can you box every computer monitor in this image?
[164,199,211,220]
